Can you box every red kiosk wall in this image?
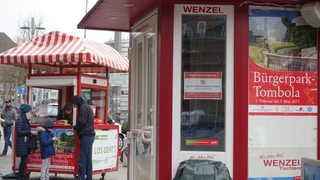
[66,86,74,103]
[158,2,174,179]
[318,28,320,160]
[234,4,249,180]
[318,29,320,159]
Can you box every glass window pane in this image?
[147,37,153,126]
[137,42,143,126]
[180,14,226,152]
[30,88,59,123]
[81,88,106,122]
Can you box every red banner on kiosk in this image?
[27,152,75,170]
[248,58,317,116]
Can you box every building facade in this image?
[0,32,23,105]
[106,36,129,120]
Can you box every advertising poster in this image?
[184,72,222,99]
[248,7,318,180]
[92,129,118,171]
[27,129,76,171]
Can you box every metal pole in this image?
[114,32,122,51]
[31,17,35,39]
[84,0,88,38]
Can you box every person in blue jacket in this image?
[15,104,38,180]
[38,119,58,180]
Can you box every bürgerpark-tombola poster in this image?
[248,6,317,180]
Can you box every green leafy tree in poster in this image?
[281,17,317,49]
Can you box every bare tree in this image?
[0,17,45,103]
[0,66,27,101]
[15,16,45,44]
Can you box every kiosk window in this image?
[30,88,59,123]
[81,88,106,120]
[180,14,226,151]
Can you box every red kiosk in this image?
[0,31,129,178]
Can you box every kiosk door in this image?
[129,12,158,180]
[172,4,234,177]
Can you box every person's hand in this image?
[31,131,38,135]
[36,127,45,132]
[52,137,58,141]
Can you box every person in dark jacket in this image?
[38,119,58,180]
[0,99,17,156]
[70,95,95,180]
[15,104,38,180]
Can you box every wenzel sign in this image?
[183,6,223,14]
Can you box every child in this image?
[38,120,58,180]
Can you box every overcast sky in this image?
[0,0,118,43]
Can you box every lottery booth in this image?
[0,31,129,178]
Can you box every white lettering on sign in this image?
[183,6,223,14]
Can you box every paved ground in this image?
[0,135,127,180]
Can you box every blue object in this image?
[19,86,27,94]
[1,126,12,156]
[78,135,94,180]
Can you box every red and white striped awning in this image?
[0,31,129,73]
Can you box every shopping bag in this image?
[173,159,232,180]
[27,135,38,154]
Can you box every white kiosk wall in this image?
[172,4,234,177]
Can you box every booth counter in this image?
[12,121,119,179]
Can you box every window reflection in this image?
[30,88,59,123]
[180,15,226,151]
[81,88,106,122]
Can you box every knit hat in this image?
[43,120,55,129]
[20,104,32,113]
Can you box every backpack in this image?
[27,135,38,154]
[173,159,232,180]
